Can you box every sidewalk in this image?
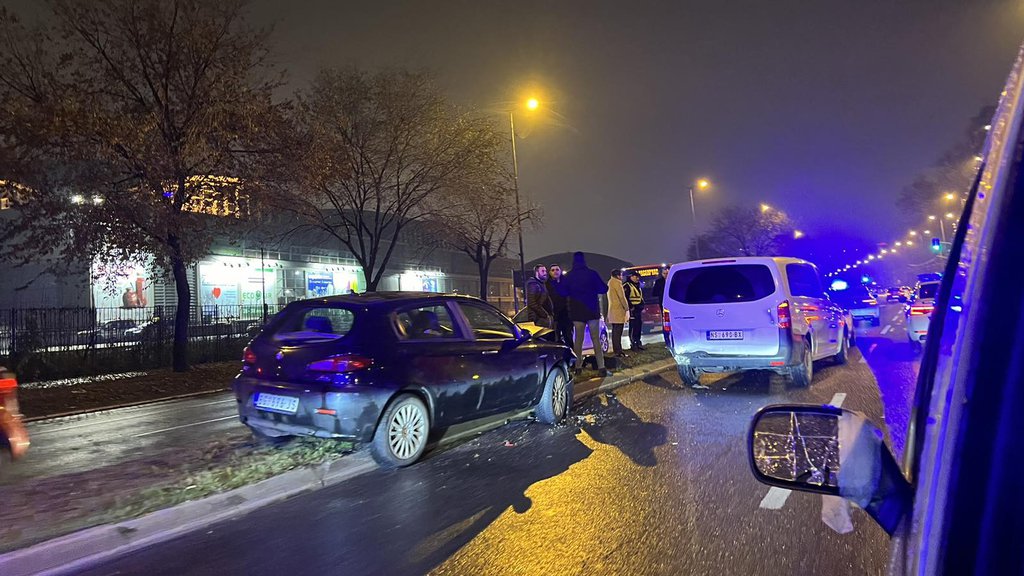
[0,349,676,576]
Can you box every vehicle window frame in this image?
[391,301,466,342]
[271,304,358,343]
[455,301,520,341]
[668,263,778,304]
[786,263,825,298]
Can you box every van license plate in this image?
[254,393,300,414]
[707,330,744,340]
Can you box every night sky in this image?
[10,0,1024,266]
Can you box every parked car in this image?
[828,283,881,326]
[745,48,1024,573]
[76,319,139,344]
[663,257,850,388]
[905,280,941,350]
[234,292,574,467]
[511,308,609,356]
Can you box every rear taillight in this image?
[662,309,671,333]
[909,305,934,316]
[242,347,257,365]
[864,299,877,305]
[777,301,791,330]
[307,355,373,373]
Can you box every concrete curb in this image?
[0,357,677,576]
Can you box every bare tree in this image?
[687,205,794,259]
[0,0,285,371]
[281,69,494,291]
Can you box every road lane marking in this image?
[760,392,847,511]
[132,415,238,438]
[759,487,791,509]
[881,325,892,335]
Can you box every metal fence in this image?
[0,304,285,382]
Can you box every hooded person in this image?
[556,252,611,376]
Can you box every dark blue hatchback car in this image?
[234,292,574,467]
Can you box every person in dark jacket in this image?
[556,252,610,376]
[652,267,668,305]
[625,270,645,350]
[546,263,573,348]
[525,265,553,327]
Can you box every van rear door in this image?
[665,261,782,356]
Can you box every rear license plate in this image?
[707,330,744,341]
[254,392,300,414]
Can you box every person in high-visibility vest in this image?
[624,271,645,351]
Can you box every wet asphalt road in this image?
[78,305,920,576]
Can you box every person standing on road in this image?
[652,267,668,305]
[525,265,554,327]
[606,268,629,358]
[556,252,611,376]
[625,270,645,351]
[546,263,573,348]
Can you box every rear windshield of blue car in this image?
[272,305,356,343]
[669,264,776,304]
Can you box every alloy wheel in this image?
[388,403,426,460]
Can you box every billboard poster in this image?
[199,264,239,308]
[306,272,334,298]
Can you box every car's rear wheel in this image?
[833,330,849,365]
[677,365,701,388]
[789,342,813,388]
[600,331,609,354]
[371,394,429,468]
[536,367,570,424]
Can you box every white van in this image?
[662,256,851,387]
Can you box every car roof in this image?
[287,292,484,309]
[670,256,812,269]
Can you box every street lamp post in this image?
[689,179,710,259]
[509,110,526,296]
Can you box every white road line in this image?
[132,415,237,438]
[881,325,892,335]
[760,392,846,511]
[759,487,791,510]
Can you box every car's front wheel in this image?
[536,368,570,424]
[371,394,429,468]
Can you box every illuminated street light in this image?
[526,97,539,110]
[924,229,932,234]
[909,230,918,236]
[856,260,862,265]
[944,192,956,201]
[945,212,955,219]
[868,255,875,260]
[974,155,984,162]
[70,194,84,204]
[510,95,544,299]
[689,178,712,258]
[92,196,104,205]
[891,248,897,254]
[984,124,991,131]
[760,203,771,213]
[928,215,937,221]
[793,230,804,239]
[906,240,914,246]
[881,249,888,254]
[895,241,902,247]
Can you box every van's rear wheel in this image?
[789,343,813,388]
[677,365,701,388]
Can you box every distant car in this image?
[827,284,880,326]
[886,286,903,302]
[512,308,609,356]
[906,280,941,349]
[663,257,851,388]
[76,319,139,344]
[234,292,574,467]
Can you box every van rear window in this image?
[669,264,776,304]
[272,306,356,343]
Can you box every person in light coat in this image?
[606,269,630,358]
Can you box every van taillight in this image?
[662,309,671,333]
[307,355,372,373]
[242,347,257,365]
[777,301,792,329]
